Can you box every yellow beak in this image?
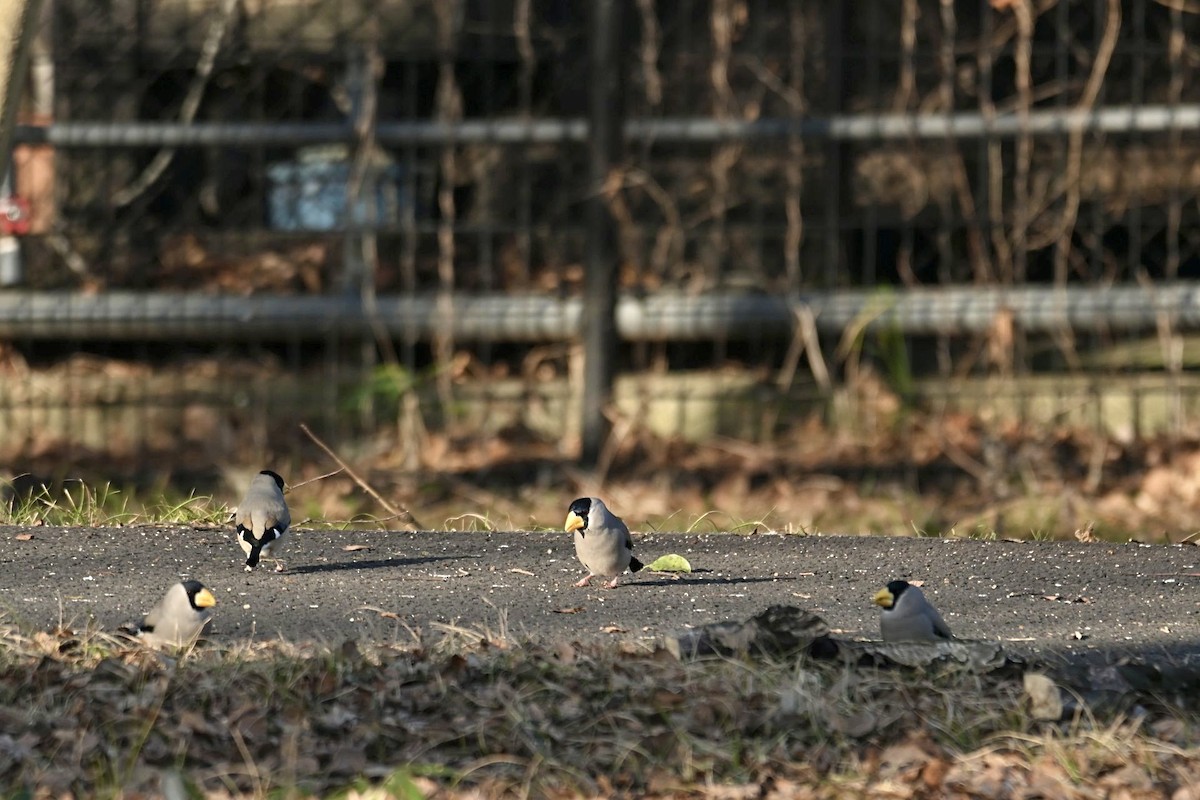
[194,588,217,608]
[872,588,894,609]
[564,511,585,532]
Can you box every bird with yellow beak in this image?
[564,496,644,589]
[873,580,953,642]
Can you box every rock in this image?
[665,605,1016,674]
[837,638,1017,673]
[665,605,832,660]
[1024,672,1064,721]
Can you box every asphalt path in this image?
[2,525,1199,664]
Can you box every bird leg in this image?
[273,560,287,573]
[574,574,594,587]
[603,577,620,589]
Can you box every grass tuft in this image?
[1,480,231,528]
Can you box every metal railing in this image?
[0,0,1196,476]
[1,285,1199,341]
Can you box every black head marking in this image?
[886,580,913,600]
[568,497,592,534]
[180,580,209,611]
[260,470,285,491]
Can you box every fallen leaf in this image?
[1150,716,1187,743]
[358,606,401,620]
[601,625,627,634]
[177,709,214,735]
[1075,521,1096,543]
[1043,593,1091,604]
[14,533,32,541]
[652,689,686,708]
[647,554,692,573]
[877,739,932,778]
[553,606,585,614]
[830,709,878,738]
[1098,764,1155,792]
[342,544,370,552]
[922,758,950,790]
[1024,757,1075,799]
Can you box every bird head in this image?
[182,580,217,610]
[260,470,286,491]
[873,580,912,609]
[565,497,592,533]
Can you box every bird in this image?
[123,580,216,649]
[873,580,954,642]
[564,497,644,589]
[235,469,291,572]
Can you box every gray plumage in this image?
[874,580,953,642]
[126,580,216,649]
[564,497,644,589]
[236,470,290,572]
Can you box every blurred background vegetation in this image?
[0,0,1199,538]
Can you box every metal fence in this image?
[1,0,1199,483]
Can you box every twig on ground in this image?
[299,423,424,530]
[320,514,407,529]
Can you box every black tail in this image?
[629,556,644,573]
[239,525,263,568]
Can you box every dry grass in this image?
[0,622,1197,798]
[12,389,1200,542]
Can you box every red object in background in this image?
[0,195,30,235]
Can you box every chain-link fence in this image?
[0,0,1198,490]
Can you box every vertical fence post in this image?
[580,0,624,466]
[0,0,39,189]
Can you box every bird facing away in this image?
[236,470,290,572]
[126,580,216,649]
[564,497,644,589]
[873,580,954,642]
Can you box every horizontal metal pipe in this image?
[13,104,1200,148]
[11,120,592,147]
[627,104,1200,142]
[0,285,1195,342]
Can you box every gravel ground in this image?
[1,525,1199,664]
